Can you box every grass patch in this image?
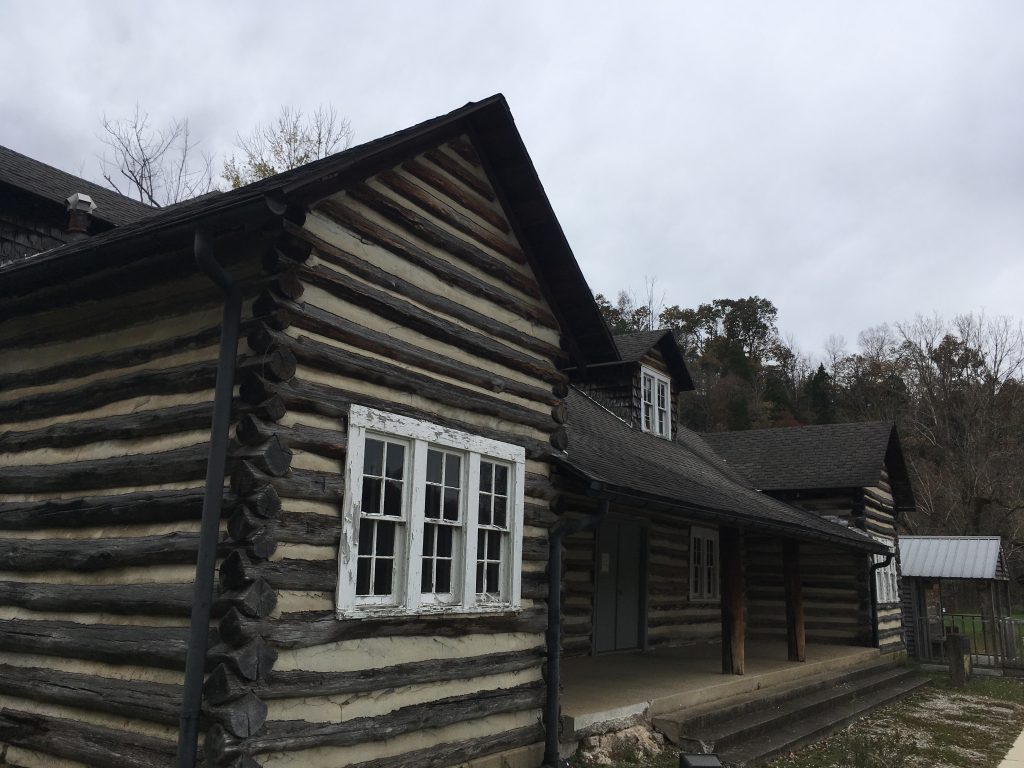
[767,669,1024,768]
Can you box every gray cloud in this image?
[3,1,1022,355]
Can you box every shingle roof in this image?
[614,330,672,362]
[0,144,155,226]
[560,388,885,552]
[612,330,695,391]
[900,536,1008,580]
[702,422,902,494]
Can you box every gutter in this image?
[869,550,895,648]
[544,496,609,767]
[176,229,243,768]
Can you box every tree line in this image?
[596,289,1024,558]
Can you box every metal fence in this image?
[911,614,1024,669]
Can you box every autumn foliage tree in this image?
[595,286,1024,556]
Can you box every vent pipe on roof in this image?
[65,193,96,240]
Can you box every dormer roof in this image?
[613,329,694,391]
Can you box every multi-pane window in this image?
[356,437,406,601]
[641,366,672,439]
[690,526,719,601]
[421,449,462,601]
[873,536,899,604]
[338,406,525,617]
[477,460,510,599]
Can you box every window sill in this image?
[336,603,520,620]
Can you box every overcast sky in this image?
[3,2,1022,357]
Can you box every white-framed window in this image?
[872,535,899,605]
[337,405,526,618]
[690,526,719,601]
[641,366,672,439]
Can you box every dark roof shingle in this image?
[561,388,884,552]
[0,144,155,226]
[702,422,908,500]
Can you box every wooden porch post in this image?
[783,539,806,662]
[720,527,745,675]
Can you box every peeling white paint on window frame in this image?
[336,405,526,619]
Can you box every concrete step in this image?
[653,657,897,744]
[671,665,916,754]
[717,671,930,767]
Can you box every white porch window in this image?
[872,535,899,604]
[641,366,672,439]
[338,406,526,618]
[690,526,719,601]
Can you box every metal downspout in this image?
[869,551,894,648]
[544,497,609,768]
[177,230,242,767]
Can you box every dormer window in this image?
[641,366,671,439]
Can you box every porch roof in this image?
[559,388,886,553]
[900,536,1008,580]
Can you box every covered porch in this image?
[561,640,883,737]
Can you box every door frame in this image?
[591,514,650,655]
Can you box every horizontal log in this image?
[287,259,563,385]
[0,401,217,453]
[231,461,344,501]
[256,336,558,434]
[208,681,544,760]
[260,376,561,462]
[211,636,278,681]
[256,294,559,407]
[0,489,233,530]
[231,436,293,477]
[0,663,181,726]
[285,220,563,361]
[220,551,337,592]
[0,360,218,424]
[205,647,543,705]
[237,413,347,459]
[0,531,233,572]
[446,137,483,169]
[347,180,531,285]
[1,282,226,351]
[0,707,176,768]
[222,578,278,618]
[0,323,222,393]
[0,580,229,618]
[345,724,543,768]
[525,472,557,502]
[0,618,215,670]
[206,691,268,738]
[219,606,548,649]
[317,198,549,323]
[403,158,509,233]
[376,169,521,262]
[424,148,495,201]
[524,502,557,528]
[239,345,298,382]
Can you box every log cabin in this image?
[1,97,911,768]
[703,422,915,654]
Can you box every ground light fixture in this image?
[680,754,723,767]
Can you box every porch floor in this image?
[561,640,882,735]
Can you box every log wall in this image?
[0,241,269,768]
[1,134,561,768]
[561,503,719,657]
[747,536,870,646]
[213,136,560,768]
[863,472,905,653]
